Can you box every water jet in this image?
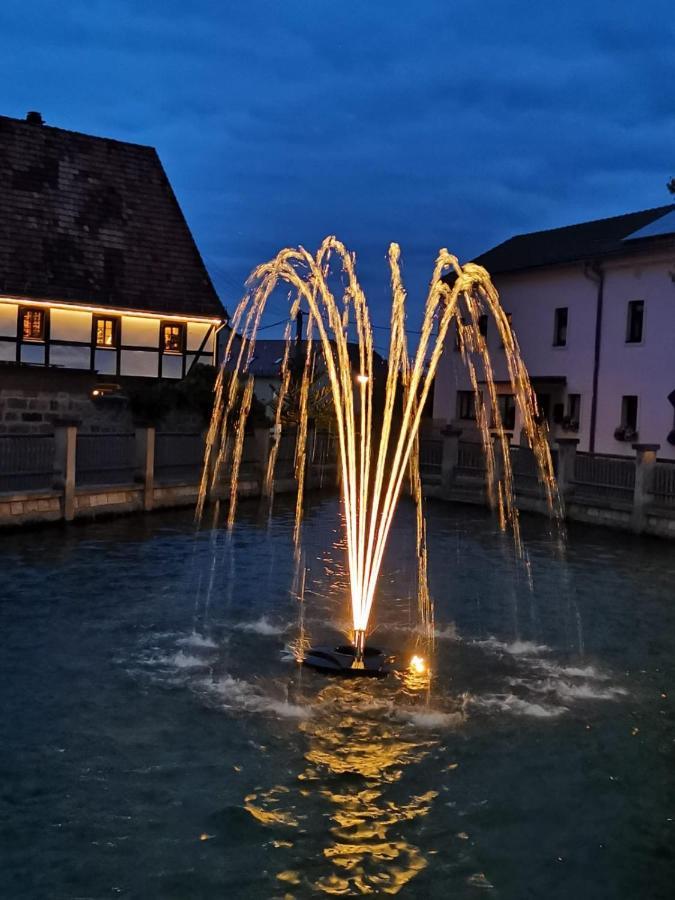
[197,238,559,667]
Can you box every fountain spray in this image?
[196,238,560,675]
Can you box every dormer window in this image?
[21,308,46,342]
[162,323,185,354]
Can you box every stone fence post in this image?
[440,426,462,497]
[632,443,659,533]
[134,425,155,511]
[254,425,272,495]
[53,419,78,522]
[555,438,579,505]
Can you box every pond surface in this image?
[1,496,674,899]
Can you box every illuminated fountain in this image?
[197,238,558,673]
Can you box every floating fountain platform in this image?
[302,644,393,678]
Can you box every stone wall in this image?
[0,366,204,435]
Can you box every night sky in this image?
[2,0,674,351]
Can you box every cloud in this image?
[2,0,674,328]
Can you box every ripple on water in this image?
[200,674,312,720]
[233,616,290,636]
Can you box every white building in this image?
[433,204,675,460]
[0,112,225,382]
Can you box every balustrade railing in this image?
[419,438,442,483]
[509,445,558,492]
[652,463,675,508]
[155,432,204,484]
[0,434,55,492]
[76,432,135,487]
[5,417,675,535]
[456,441,486,477]
[573,452,635,503]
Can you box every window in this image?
[567,393,580,422]
[535,392,551,423]
[626,300,644,343]
[21,308,46,342]
[499,312,512,348]
[456,390,476,420]
[478,314,488,338]
[553,307,568,347]
[621,395,638,431]
[162,323,185,354]
[94,316,118,347]
[454,317,466,352]
[493,394,516,430]
[562,393,580,431]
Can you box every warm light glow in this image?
[91,389,100,397]
[409,655,426,674]
[197,237,560,645]
[0,296,223,325]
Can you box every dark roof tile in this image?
[473,204,675,275]
[0,114,225,318]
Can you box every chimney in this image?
[25,111,44,126]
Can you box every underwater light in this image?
[409,655,426,674]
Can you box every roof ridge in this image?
[507,203,675,241]
[0,114,157,153]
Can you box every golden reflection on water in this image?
[245,677,464,896]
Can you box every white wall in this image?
[433,253,675,460]
[0,298,219,380]
[50,308,91,342]
[595,256,675,458]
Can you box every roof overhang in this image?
[479,376,567,386]
[0,294,224,325]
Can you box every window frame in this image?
[499,312,512,349]
[160,321,186,355]
[625,300,644,344]
[93,315,120,349]
[552,306,568,347]
[19,306,47,343]
[620,394,638,431]
[492,393,516,431]
[567,393,581,422]
[456,390,477,421]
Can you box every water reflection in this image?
[245,677,465,895]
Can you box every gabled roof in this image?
[473,204,675,275]
[226,337,388,378]
[0,113,225,318]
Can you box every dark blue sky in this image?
[2,0,674,351]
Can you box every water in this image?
[207,237,557,648]
[1,497,674,898]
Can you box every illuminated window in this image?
[162,323,185,354]
[95,317,118,347]
[21,308,45,342]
